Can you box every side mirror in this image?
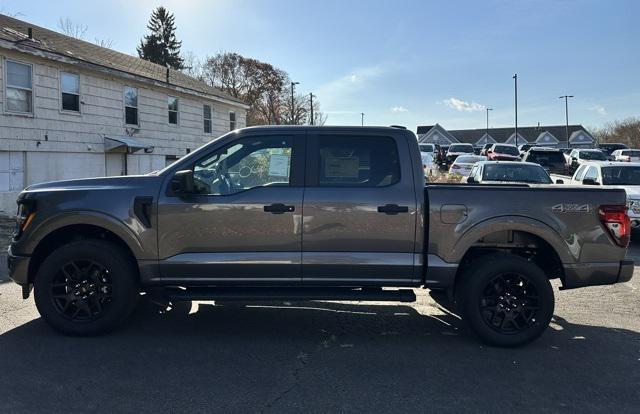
[555,179,564,184]
[582,178,599,185]
[466,176,476,184]
[171,169,195,194]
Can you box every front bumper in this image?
[562,260,634,289]
[7,246,30,286]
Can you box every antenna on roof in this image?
[27,28,32,39]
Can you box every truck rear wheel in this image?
[34,240,139,336]
[456,253,554,347]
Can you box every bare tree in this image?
[591,117,640,147]
[57,17,114,49]
[57,17,88,40]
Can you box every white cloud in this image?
[317,64,387,109]
[591,105,607,115]
[442,97,485,112]
[390,106,409,113]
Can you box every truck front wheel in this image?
[34,240,139,335]
[456,253,554,347]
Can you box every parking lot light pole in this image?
[559,95,574,148]
[513,74,518,147]
[361,112,365,126]
[290,81,299,125]
[486,107,493,143]
[309,92,315,125]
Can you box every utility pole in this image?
[361,112,365,126]
[513,74,518,147]
[486,107,493,143]
[290,81,299,125]
[559,95,574,148]
[309,92,315,125]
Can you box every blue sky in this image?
[2,0,638,131]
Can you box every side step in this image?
[162,287,416,303]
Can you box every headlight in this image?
[14,199,36,238]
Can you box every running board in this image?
[162,287,416,303]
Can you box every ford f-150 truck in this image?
[7,126,634,346]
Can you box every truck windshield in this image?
[483,164,552,184]
[526,151,565,165]
[493,145,519,156]
[602,166,640,185]
[449,144,474,153]
[579,150,607,160]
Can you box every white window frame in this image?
[123,86,139,126]
[4,58,33,115]
[59,70,81,114]
[203,104,212,134]
[229,110,236,131]
[168,96,179,125]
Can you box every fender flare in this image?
[450,215,573,264]
[25,210,145,258]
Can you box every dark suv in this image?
[521,147,568,175]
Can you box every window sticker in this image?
[268,154,289,177]
[325,157,359,178]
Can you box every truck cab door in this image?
[301,132,419,285]
[156,131,305,284]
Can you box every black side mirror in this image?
[555,179,564,184]
[466,176,476,184]
[171,169,195,194]
[582,178,599,185]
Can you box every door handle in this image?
[264,203,295,214]
[377,204,409,215]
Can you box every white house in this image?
[0,14,248,214]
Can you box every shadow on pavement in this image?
[0,298,639,413]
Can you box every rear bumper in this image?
[562,260,634,289]
[7,246,30,286]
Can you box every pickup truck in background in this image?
[7,126,634,346]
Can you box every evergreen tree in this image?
[137,7,184,69]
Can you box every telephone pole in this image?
[513,74,518,146]
[290,81,299,125]
[559,95,574,148]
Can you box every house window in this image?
[229,111,236,131]
[5,60,33,113]
[168,96,179,124]
[60,72,80,112]
[124,86,138,125]
[203,104,212,133]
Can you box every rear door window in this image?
[316,136,401,187]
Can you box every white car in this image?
[449,154,487,177]
[567,149,607,172]
[569,161,640,228]
[610,149,640,162]
[465,161,555,185]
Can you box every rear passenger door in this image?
[302,132,418,284]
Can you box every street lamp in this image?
[485,107,493,144]
[290,81,299,125]
[559,95,574,148]
[309,92,315,125]
[361,112,365,126]
[513,74,518,147]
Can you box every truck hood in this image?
[24,174,160,193]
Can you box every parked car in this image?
[421,151,436,177]
[466,161,557,185]
[7,126,633,347]
[445,143,475,165]
[521,147,568,175]
[449,154,487,177]
[610,149,640,162]
[569,161,640,229]
[598,143,629,158]
[567,148,607,173]
[486,144,521,161]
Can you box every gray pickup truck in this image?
[7,126,634,346]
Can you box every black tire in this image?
[456,253,554,347]
[34,239,139,336]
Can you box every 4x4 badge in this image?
[552,203,591,213]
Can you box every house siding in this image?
[0,49,246,214]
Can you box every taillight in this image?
[599,205,630,247]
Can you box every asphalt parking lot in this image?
[0,235,639,413]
